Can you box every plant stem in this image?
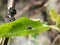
[44,25,60,31]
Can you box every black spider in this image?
[9,7,17,17]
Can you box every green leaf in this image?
[56,16,60,25]
[49,8,58,22]
[0,17,49,37]
[50,8,60,29]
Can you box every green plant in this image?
[50,8,60,29]
[0,17,49,37]
[0,8,60,38]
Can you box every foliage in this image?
[50,8,60,29]
[0,8,60,38]
[0,17,49,37]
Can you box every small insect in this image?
[9,7,17,17]
[28,25,32,29]
[5,7,16,21]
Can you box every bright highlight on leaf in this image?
[0,17,49,37]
